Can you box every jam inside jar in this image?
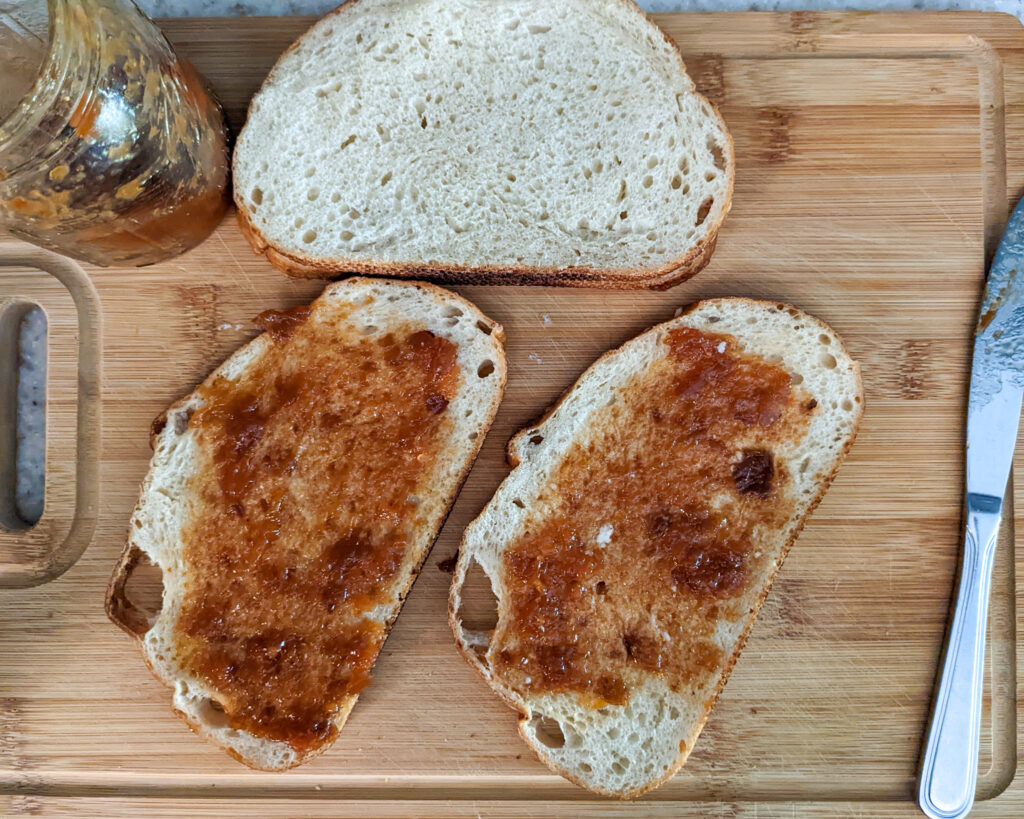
[0,0,230,267]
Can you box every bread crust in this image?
[107,277,507,770]
[232,0,735,289]
[449,297,863,798]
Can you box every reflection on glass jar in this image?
[0,0,230,267]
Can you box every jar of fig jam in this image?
[0,0,230,266]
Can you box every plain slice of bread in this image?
[233,0,733,288]
[107,277,506,770]
[449,298,862,798]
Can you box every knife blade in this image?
[918,195,1024,819]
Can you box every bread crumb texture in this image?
[234,0,732,278]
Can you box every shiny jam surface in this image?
[491,327,813,707]
[174,306,460,751]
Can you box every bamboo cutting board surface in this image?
[2,11,1024,817]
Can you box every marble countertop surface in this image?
[11,0,1022,524]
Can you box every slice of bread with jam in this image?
[449,298,862,797]
[108,277,506,770]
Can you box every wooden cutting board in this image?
[1,11,1024,817]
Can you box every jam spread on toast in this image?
[492,327,812,707]
[174,306,459,752]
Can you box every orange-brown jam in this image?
[174,307,460,751]
[492,327,813,707]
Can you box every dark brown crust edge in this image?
[448,297,865,799]
[105,277,508,771]
[231,0,735,289]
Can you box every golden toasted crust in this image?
[450,297,864,798]
[232,0,734,289]
[107,278,507,770]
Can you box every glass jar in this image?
[0,0,230,267]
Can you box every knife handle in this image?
[918,494,1002,819]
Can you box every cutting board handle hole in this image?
[0,299,46,532]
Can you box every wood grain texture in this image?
[1,10,1023,816]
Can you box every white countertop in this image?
[12,0,1023,524]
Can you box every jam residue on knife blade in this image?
[491,327,813,708]
[174,306,460,752]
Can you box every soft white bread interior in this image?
[233,0,733,286]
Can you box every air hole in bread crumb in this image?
[642,175,653,189]
[293,216,305,229]
[678,156,689,173]
[531,715,566,748]
[791,373,804,385]
[671,174,682,190]
[799,456,811,474]
[512,498,525,509]
[113,547,164,635]
[458,558,499,633]
[476,320,493,335]
[361,325,378,335]
[468,432,478,440]
[695,197,714,226]
[529,434,544,445]
[250,187,263,205]
[628,732,639,743]
[340,230,354,241]
[381,171,392,186]
[841,398,854,411]
[445,317,458,327]
[647,156,659,169]
[477,360,495,378]
[705,172,716,182]
[302,229,317,244]
[708,137,726,170]
[611,761,628,775]
[819,334,832,345]
[819,352,837,369]
[197,698,230,730]
[669,705,680,719]
[444,306,464,318]
[307,188,319,201]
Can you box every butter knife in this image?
[918,196,1024,819]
